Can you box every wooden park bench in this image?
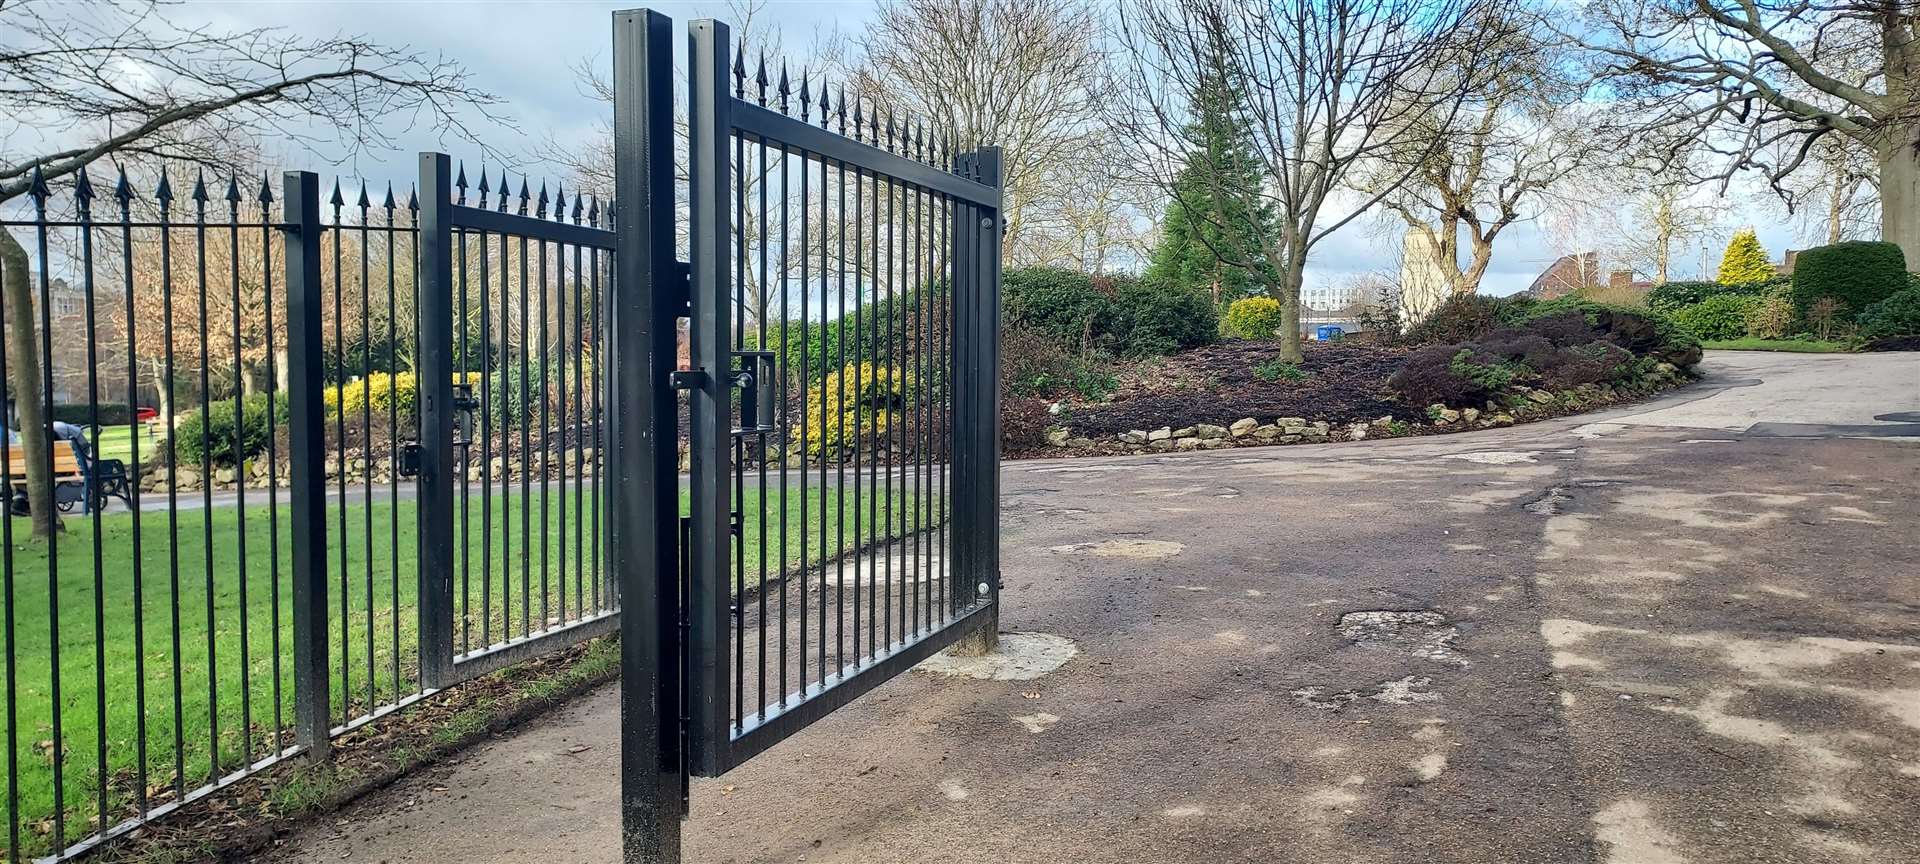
[2,441,99,514]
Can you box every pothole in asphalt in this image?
[1048,539,1186,558]
[1292,675,1441,710]
[1523,486,1572,515]
[1442,450,1540,465]
[1338,611,1465,666]
[916,632,1079,681]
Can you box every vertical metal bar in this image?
[755,110,770,716]
[359,189,375,712]
[850,127,864,667]
[0,177,16,863]
[30,178,66,852]
[119,176,151,810]
[263,180,283,749]
[159,176,186,797]
[79,172,110,835]
[518,209,531,639]
[418,153,457,688]
[458,220,472,654]
[537,224,551,631]
[947,155,977,625]
[332,186,350,723]
[193,178,220,780]
[283,171,332,759]
[225,179,250,773]
[613,7,685,861]
[386,190,402,697]
[687,15,734,775]
[775,132,790,705]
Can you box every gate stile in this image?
[610,8,1004,860]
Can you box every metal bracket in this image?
[668,369,706,390]
[397,442,422,478]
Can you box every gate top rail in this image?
[730,102,1000,208]
[430,160,619,251]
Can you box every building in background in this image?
[1398,226,1450,321]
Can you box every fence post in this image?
[613,8,685,863]
[950,148,1002,656]
[282,171,332,759]
[417,153,457,689]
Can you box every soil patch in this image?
[1059,341,1419,438]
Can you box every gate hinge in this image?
[670,259,691,317]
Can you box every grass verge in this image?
[1702,338,1854,353]
[4,482,926,858]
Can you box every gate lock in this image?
[730,350,777,436]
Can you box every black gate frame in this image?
[681,16,1003,778]
[607,8,1004,861]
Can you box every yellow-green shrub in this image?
[797,362,913,458]
[1223,296,1285,340]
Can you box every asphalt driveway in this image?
[273,349,1920,864]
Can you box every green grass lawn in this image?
[1,481,930,857]
[83,424,155,466]
[1702,337,1855,353]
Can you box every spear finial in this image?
[537,180,549,218]
[327,176,344,208]
[383,181,396,211]
[155,166,173,206]
[257,170,273,205]
[777,63,791,113]
[755,50,769,105]
[74,166,96,206]
[517,174,530,215]
[191,168,210,204]
[356,180,371,210]
[224,173,242,204]
[26,164,50,207]
[115,165,135,204]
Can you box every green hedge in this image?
[1792,241,1908,318]
[1645,278,1779,313]
[1003,268,1114,353]
[1107,278,1217,357]
[1859,287,1920,340]
[1671,294,1764,341]
[1002,267,1215,358]
[174,393,289,468]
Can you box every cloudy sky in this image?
[69,2,1824,294]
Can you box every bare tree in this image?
[845,0,1114,265]
[1776,134,1880,244]
[0,0,499,536]
[1117,0,1505,361]
[1574,0,1919,264]
[1359,20,1594,296]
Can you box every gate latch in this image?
[731,350,777,435]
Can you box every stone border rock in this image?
[1043,362,1692,456]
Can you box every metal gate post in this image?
[282,171,332,758]
[416,152,457,690]
[612,8,685,863]
[949,148,1002,656]
[684,15,733,778]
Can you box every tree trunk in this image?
[1879,134,1920,268]
[1459,236,1494,295]
[0,226,61,538]
[1273,255,1305,363]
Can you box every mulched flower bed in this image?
[1062,340,1424,438]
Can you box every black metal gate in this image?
[608,8,1003,860]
